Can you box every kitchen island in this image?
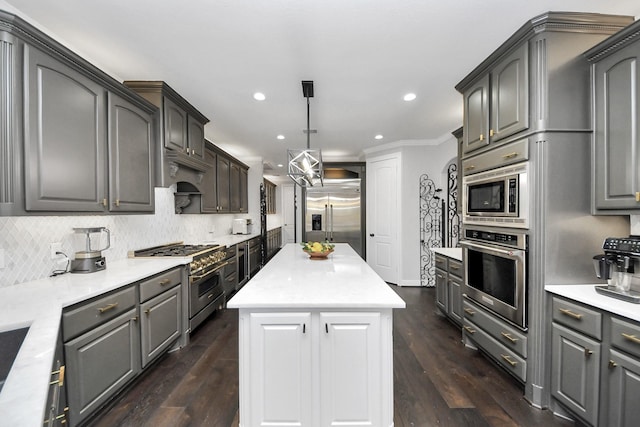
[227,243,405,427]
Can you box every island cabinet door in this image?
[319,312,383,427]
[247,312,312,427]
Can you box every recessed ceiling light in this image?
[277,134,285,140]
[375,134,384,140]
[277,164,283,168]
[403,93,416,101]
[253,92,266,101]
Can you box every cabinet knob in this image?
[114,199,120,207]
[489,129,495,137]
[609,360,618,369]
[479,134,484,141]
[584,348,593,357]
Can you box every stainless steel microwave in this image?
[463,162,529,229]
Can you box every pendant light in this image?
[287,80,323,187]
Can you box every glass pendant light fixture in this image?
[288,80,323,187]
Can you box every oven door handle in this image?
[460,240,526,259]
[190,261,229,282]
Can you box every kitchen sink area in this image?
[0,326,29,392]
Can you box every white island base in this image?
[228,244,405,427]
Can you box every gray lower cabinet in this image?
[551,323,601,425]
[550,294,640,426]
[139,267,182,368]
[434,254,462,326]
[249,237,261,277]
[64,308,141,426]
[587,20,640,212]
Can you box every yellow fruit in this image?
[311,242,323,252]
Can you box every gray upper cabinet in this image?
[201,145,219,213]
[108,92,155,212]
[24,45,107,212]
[461,43,528,155]
[0,11,157,216]
[201,141,249,214]
[123,81,209,188]
[216,154,231,213]
[587,20,640,213]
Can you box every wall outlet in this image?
[50,242,62,259]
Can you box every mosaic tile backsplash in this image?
[0,186,264,287]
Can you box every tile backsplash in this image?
[0,186,252,287]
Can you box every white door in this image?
[366,155,399,284]
[319,312,382,427]
[282,185,296,244]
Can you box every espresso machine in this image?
[70,227,111,273]
[593,236,640,303]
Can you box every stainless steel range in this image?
[130,242,227,331]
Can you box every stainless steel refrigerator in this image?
[304,178,364,258]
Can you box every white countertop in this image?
[546,284,640,323]
[0,257,187,427]
[431,247,463,261]
[227,243,406,309]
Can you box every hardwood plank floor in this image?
[88,286,572,427]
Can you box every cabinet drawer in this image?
[140,267,182,302]
[463,318,526,382]
[610,317,640,358]
[63,285,136,341]
[434,255,447,270]
[462,138,529,175]
[225,257,238,278]
[448,259,462,278]
[552,297,602,340]
[463,299,527,357]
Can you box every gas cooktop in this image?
[129,242,222,258]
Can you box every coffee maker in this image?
[593,236,640,303]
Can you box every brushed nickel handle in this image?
[559,308,583,320]
[463,325,476,334]
[609,360,618,368]
[463,308,475,316]
[98,302,118,313]
[501,354,517,367]
[622,333,640,345]
[502,152,518,159]
[501,332,518,343]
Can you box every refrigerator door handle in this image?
[324,204,329,240]
[330,204,334,241]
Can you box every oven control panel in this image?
[464,228,527,250]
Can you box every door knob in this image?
[369,233,374,237]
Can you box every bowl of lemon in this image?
[301,241,335,259]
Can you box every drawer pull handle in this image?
[621,333,640,345]
[636,192,640,202]
[500,354,517,367]
[502,152,518,159]
[464,165,475,172]
[50,365,65,387]
[463,308,475,316]
[450,265,460,270]
[559,308,583,320]
[159,279,171,285]
[585,349,593,357]
[463,325,476,334]
[131,315,139,322]
[208,293,214,299]
[436,274,445,279]
[501,332,518,343]
[609,360,618,369]
[98,302,118,313]
[144,309,151,315]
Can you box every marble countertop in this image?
[546,284,640,323]
[431,247,463,261]
[0,257,187,427]
[227,243,406,309]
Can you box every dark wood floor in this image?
[88,286,572,427]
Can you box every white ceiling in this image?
[3,0,640,175]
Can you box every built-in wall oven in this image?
[461,227,528,330]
